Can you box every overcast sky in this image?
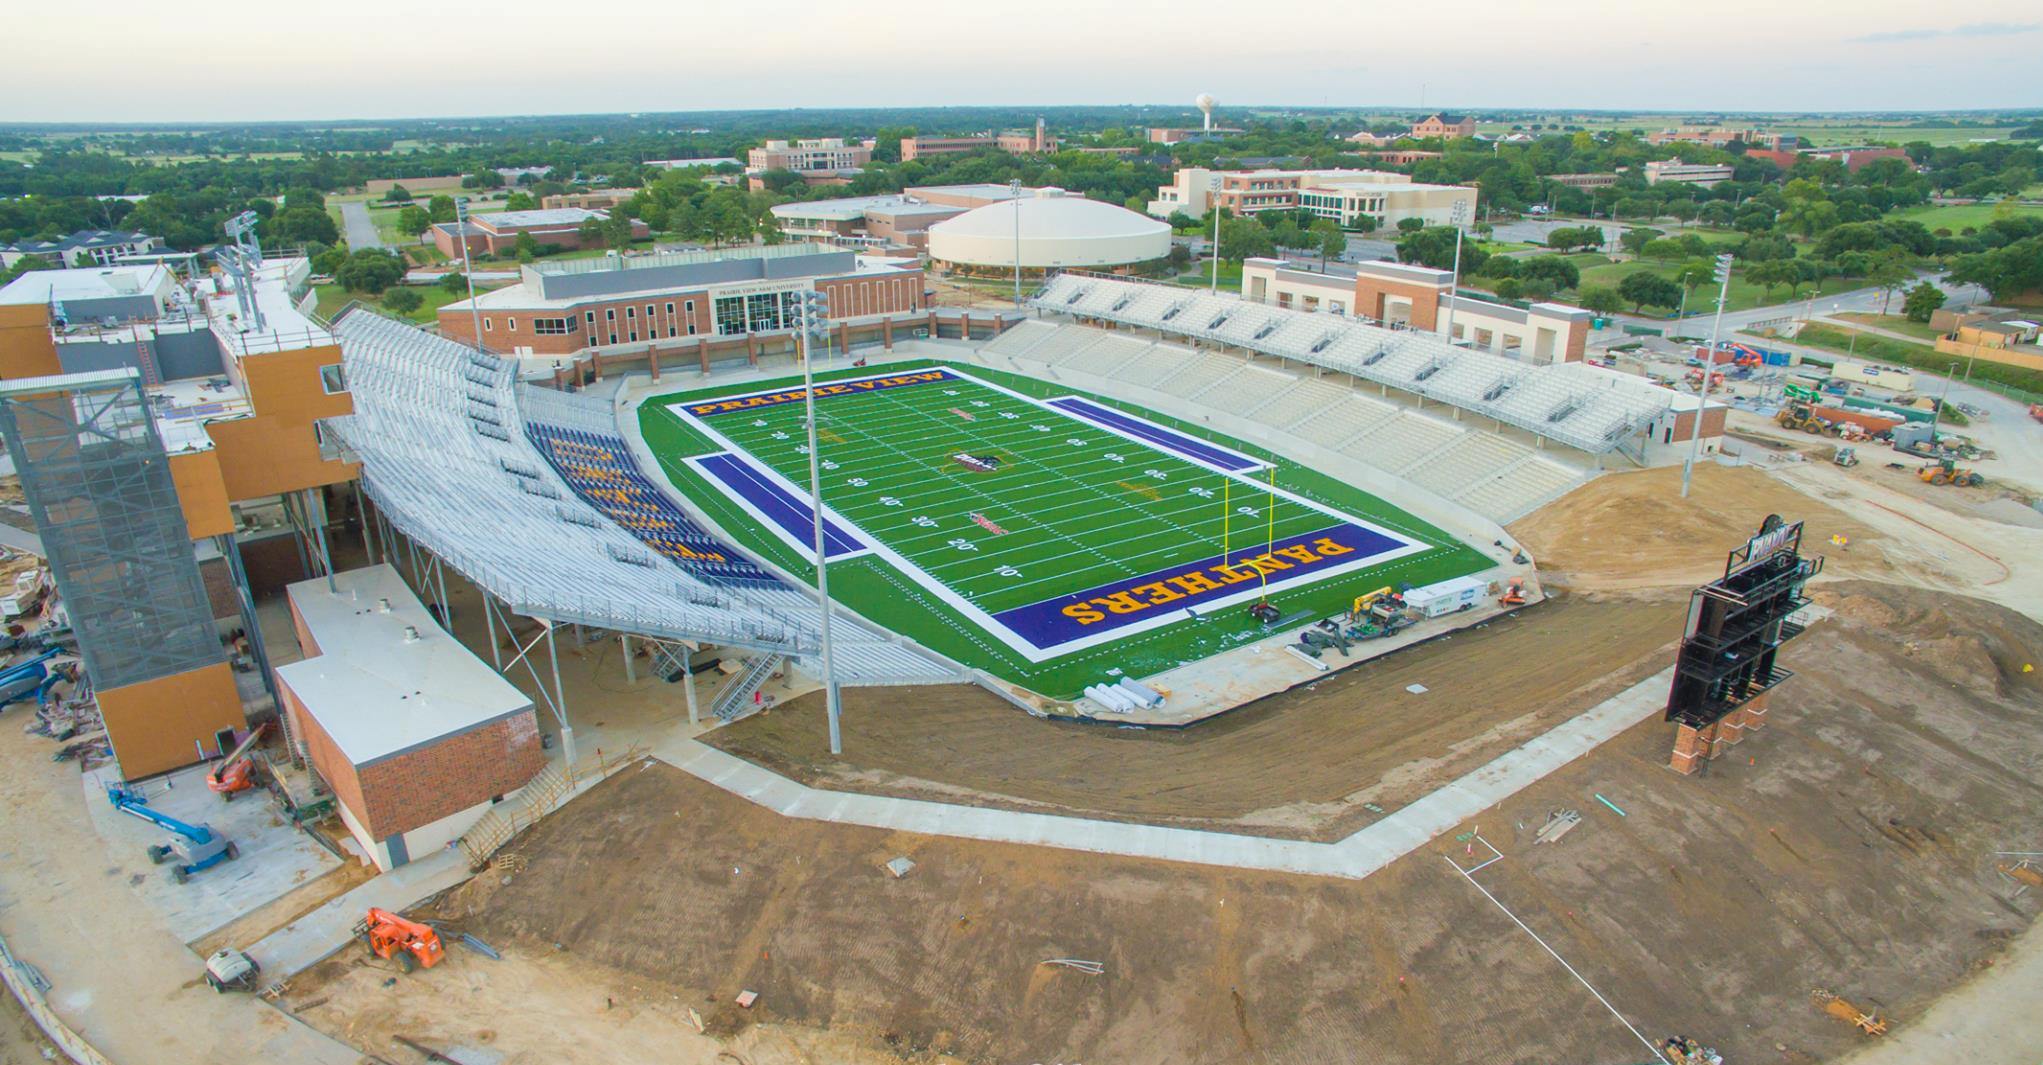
[4,0,2039,123]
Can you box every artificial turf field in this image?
[637,358,1493,699]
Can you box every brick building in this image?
[1148,167,1475,229]
[901,119,1059,160]
[277,565,543,871]
[431,208,650,258]
[1410,113,1476,140]
[1242,258,1593,364]
[437,244,926,358]
[541,188,640,211]
[746,138,873,172]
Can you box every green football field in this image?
[637,359,1494,699]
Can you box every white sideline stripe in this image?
[657,667,1677,878]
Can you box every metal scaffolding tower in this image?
[0,370,223,689]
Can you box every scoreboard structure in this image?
[1663,514,1823,775]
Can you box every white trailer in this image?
[1401,575,1491,618]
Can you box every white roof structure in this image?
[328,308,957,681]
[474,208,608,230]
[1033,274,1673,454]
[928,189,1171,269]
[0,263,172,306]
[278,566,531,766]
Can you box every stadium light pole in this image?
[797,290,844,755]
[455,196,484,352]
[1441,199,1469,345]
[1209,201,1222,294]
[1681,253,1736,499]
[1010,178,1023,308]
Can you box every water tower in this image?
[1195,93,1216,133]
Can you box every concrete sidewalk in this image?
[657,666,1679,879]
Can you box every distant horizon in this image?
[5,0,2041,124]
[0,103,2038,132]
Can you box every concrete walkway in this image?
[339,201,384,250]
[655,666,1678,879]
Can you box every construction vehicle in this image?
[1918,459,1983,487]
[105,784,238,884]
[1348,586,1395,623]
[2030,403,2043,424]
[1776,400,1901,439]
[354,908,444,973]
[0,648,62,710]
[1832,446,1859,468]
[1499,577,1528,606]
[1246,601,1281,625]
[1812,989,1889,1035]
[203,949,260,993]
[206,722,269,801]
[1659,1035,1723,1064]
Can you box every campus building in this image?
[1647,127,1777,148]
[926,188,1170,273]
[1240,257,1592,364]
[0,255,359,780]
[278,565,543,872]
[1,229,162,269]
[901,119,1059,161]
[1148,126,1243,144]
[1548,172,1621,188]
[1410,114,1476,139]
[541,188,640,211]
[746,138,873,173]
[1147,168,1476,229]
[1642,160,1735,187]
[767,184,1032,248]
[436,244,927,360]
[430,208,650,258]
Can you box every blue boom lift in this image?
[105,784,239,884]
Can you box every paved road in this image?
[339,201,384,250]
[1594,272,1995,343]
[1488,217,1627,249]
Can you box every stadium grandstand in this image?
[969,319,1590,523]
[328,308,960,719]
[1029,274,1673,456]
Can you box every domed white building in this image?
[925,188,1171,272]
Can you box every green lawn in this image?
[1892,200,2043,234]
[1173,260,1245,288]
[636,360,1490,698]
[1833,313,1945,343]
[1575,258,1836,315]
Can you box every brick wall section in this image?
[1352,275,1445,330]
[352,714,544,839]
[280,678,369,829]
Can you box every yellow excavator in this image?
[1349,587,1396,623]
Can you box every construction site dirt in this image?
[707,595,1685,840]
[283,574,2043,1065]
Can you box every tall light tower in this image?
[1010,178,1024,308]
[1441,199,1469,345]
[1681,254,1735,499]
[796,289,844,754]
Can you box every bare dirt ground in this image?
[288,579,2042,1065]
[710,595,1685,840]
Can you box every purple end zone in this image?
[680,368,957,419]
[695,452,865,559]
[1045,396,1263,473]
[991,522,1411,650]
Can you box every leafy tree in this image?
[1395,216,1425,233]
[1311,218,1345,268]
[0,256,56,286]
[1493,277,1523,299]
[283,187,325,212]
[1696,202,1735,228]
[577,217,604,246]
[1576,284,1624,316]
[333,248,405,294]
[381,287,424,314]
[462,170,504,190]
[439,270,469,293]
[427,195,457,223]
[310,247,347,275]
[1946,235,2043,301]
[1868,256,1912,314]
[1217,215,1275,261]
[267,206,338,247]
[1618,227,1662,256]
[1544,225,1604,252]
[515,231,541,262]
[1617,270,1682,311]
[1743,259,1797,298]
[1902,281,1947,323]
[1517,255,1579,290]
[1166,211,1199,232]
[396,205,431,238]
[1395,226,1488,273]
[381,184,411,203]
[504,191,537,211]
[602,212,635,249]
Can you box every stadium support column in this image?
[546,620,576,768]
[798,290,844,756]
[682,652,699,727]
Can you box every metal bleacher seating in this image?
[333,308,958,684]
